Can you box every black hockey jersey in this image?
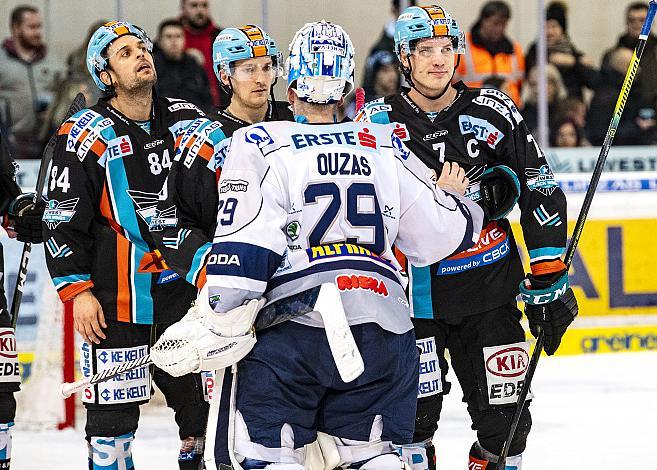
[356,83,567,320]
[43,96,205,324]
[151,101,293,288]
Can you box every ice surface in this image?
[12,352,657,469]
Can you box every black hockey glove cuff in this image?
[479,165,520,220]
[9,193,45,244]
[520,270,579,355]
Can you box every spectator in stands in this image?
[601,2,657,108]
[362,0,416,89]
[587,47,657,146]
[0,5,62,159]
[525,1,599,100]
[454,1,525,106]
[550,116,586,147]
[362,49,400,102]
[179,0,221,106]
[554,96,591,146]
[521,63,567,133]
[154,19,213,112]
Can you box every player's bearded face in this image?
[105,35,157,93]
[224,57,276,109]
[406,37,455,92]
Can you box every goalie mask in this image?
[286,20,355,104]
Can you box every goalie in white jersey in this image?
[154,21,483,469]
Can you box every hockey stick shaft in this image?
[496,5,657,467]
[10,93,86,329]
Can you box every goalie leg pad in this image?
[88,432,135,470]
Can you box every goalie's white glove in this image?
[151,289,265,377]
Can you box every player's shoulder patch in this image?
[355,97,392,124]
[241,122,279,150]
[175,117,225,169]
[59,108,114,162]
[471,88,524,128]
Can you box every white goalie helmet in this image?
[286,20,355,104]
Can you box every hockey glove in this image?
[479,165,520,220]
[519,270,578,355]
[8,193,45,243]
[151,295,265,377]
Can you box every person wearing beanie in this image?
[525,1,599,100]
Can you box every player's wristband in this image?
[519,270,569,305]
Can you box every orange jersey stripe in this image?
[58,280,94,303]
[90,139,107,158]
[531,259,567,276]
[196,266,207,289]
[116,235,132,322]
[197,142,214,162]
[58,122,73,135]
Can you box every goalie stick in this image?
[59,286,362,398]
[496,3,657,468]
[10,93,87,329]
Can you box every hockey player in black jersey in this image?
[153,24,292,290]
[0,135,45,470]
[42,22,208,470]
[356,6,578,470]
[150,25,293,468]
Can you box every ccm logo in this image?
[0,331,17,358]
[485,347,528,378]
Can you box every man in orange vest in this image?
[454,1,525,106]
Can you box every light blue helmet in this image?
[286,21,355,104]
[86,21,153,91]
[394,5,465,58]
[212,25,283,80]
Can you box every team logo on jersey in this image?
[525,165,557,196]
[391,133,411,160]
[244,125,274,148]
[106,136,134,161]
[46,237,73,258]
[392,123,410,141]
[357,127,377,149]
[66,110,101,151]
[127,190,177,230]
[533,204,562,226]
[285,221,301,241]
[219,179,249,193]
[423,129,448,141]
[43,198,79,229]
[458,115,505,149]
[483,341,533,405]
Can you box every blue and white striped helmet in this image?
[212,25,283,80]
[86,21,153,91]
[394,5,465,58]
[286,21,355,104]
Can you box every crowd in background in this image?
[1,0,656,159]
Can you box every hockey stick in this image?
[59,286,324,398]
[496,3,657,468]
[10,93,87,329]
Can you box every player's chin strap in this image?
[401,55,461,102]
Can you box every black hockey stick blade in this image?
[10,92,87,329]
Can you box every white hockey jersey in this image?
[205,120,483,334]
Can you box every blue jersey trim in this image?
[206,242,283,282]
[187,242,211,286]
[410,265,434,319]
[53,273,91,288]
